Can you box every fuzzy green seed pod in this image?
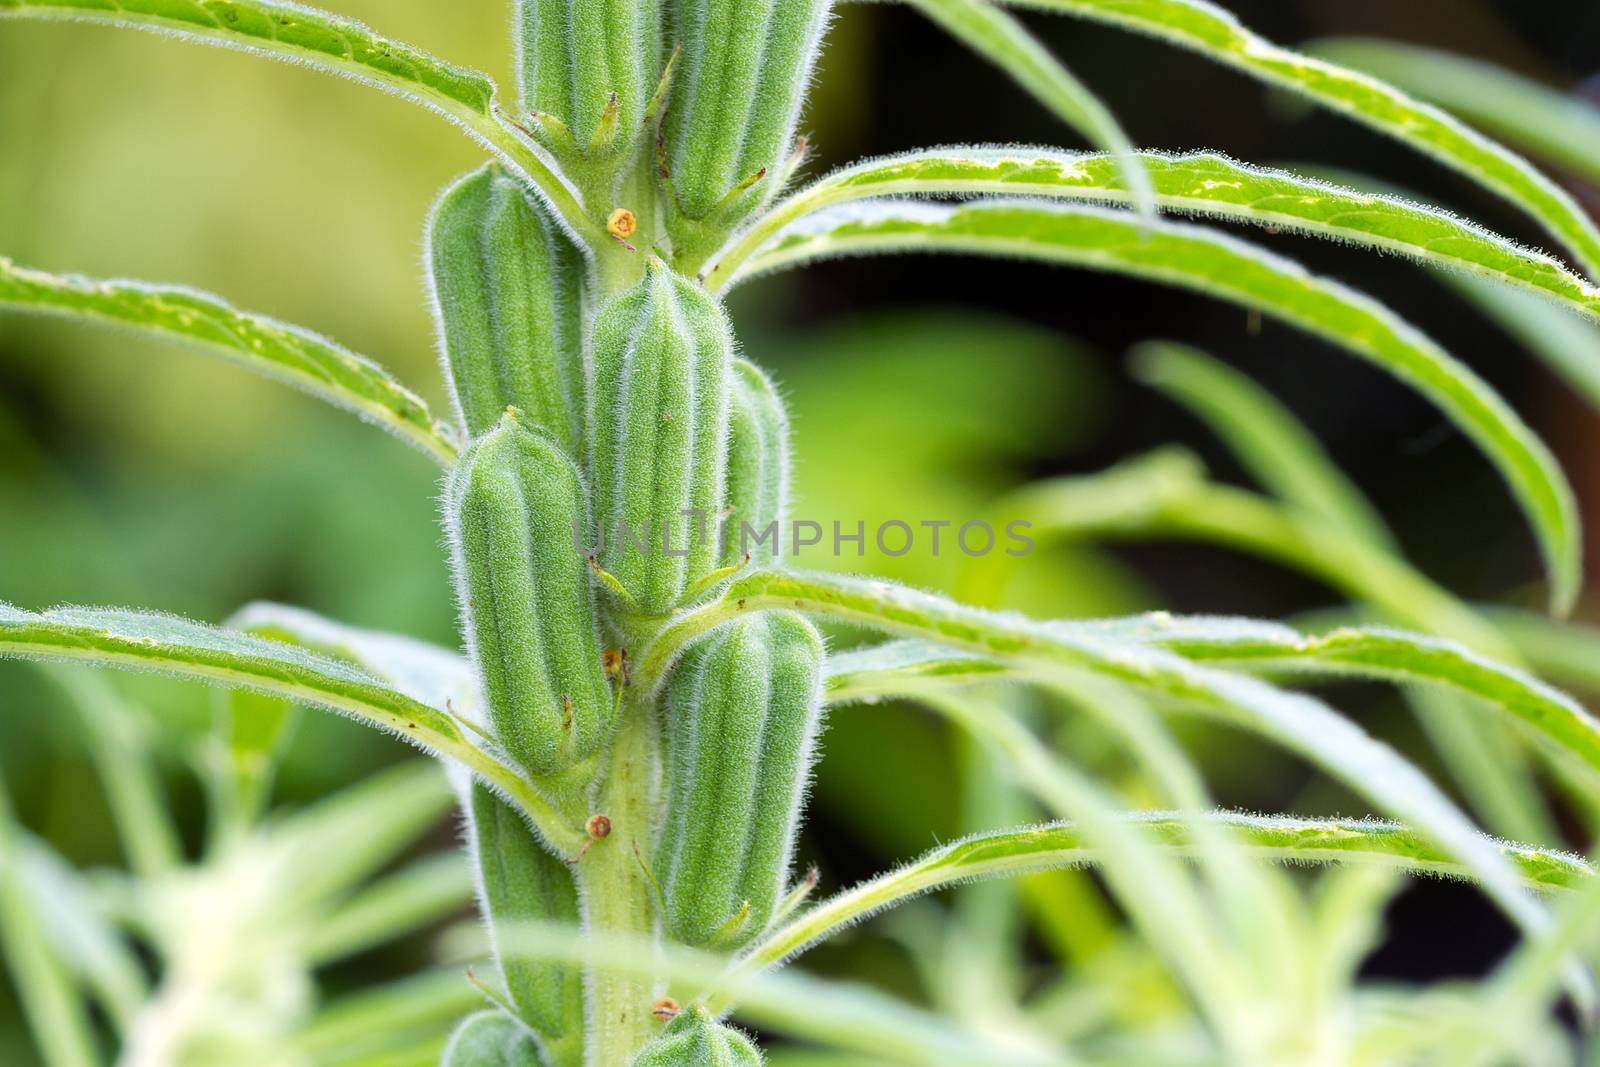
[516,0,663,155]
[588,260,732,615]
[467,783,583,1056]
[441,1010,543,1067]
[447,412,611,778]
[721,358,790,565]
[428,164,588,450]
[664,0,831,218]
[632,1006,762,1067]
[656,612,824,948]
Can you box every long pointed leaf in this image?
[986,0,1600,280]
[0,602,581,853]
[739,814,1590,976]
[1306,38,1600,189]
[0,0,593,240]
[733,200,1579,612]
[900,1,1153,217]
[706,149,1600,326]
[643,569,1556,938]
[826,613,1600,789]
[0,260,458,464]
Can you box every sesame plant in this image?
[5,2,1600,1066]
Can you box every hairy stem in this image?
[575,691,661,1065]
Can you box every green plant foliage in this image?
[706,150,1600,325]
[733,199,1580,614]
[0,258,457,463]
[440,1010,543,1067]
[466,784,583,1061]
[446,412,612,782]
[633,1005,762,1066]
[429,165,589,450]
[657,612,824,948]
[662,0,830,221]
[516,0,664,156]
[1306,38,1600,188]
[721,358,790,566]
[588,260,733,615]
[5,1,1600,1064]
[987,0,1600,279]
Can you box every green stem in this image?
[575,690,661,1066]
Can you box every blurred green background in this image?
[3,1,1599,1061]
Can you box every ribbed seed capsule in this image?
[428,164,588,451]
[440,1010,543,1066]
[721,358,790,565]
[664,0,831,218]
[589,260,732,615]
[447,412,611,777]
[656,612,824,947]
[516,0,662,155]
[632,1006,761,1067]
[466,783,583,1057]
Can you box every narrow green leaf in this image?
[900,2,1154,217]
[268,760,456,911]
[481,921,1073,1067]
[40,666,182,879]
[0,1,596,242]
[739,814,1591,976]
[1306,38,1600,189]
[0,601,582,854]
[707,150,1600,323]
[1129,341,1395,550]
[229,601,476,716]
[1090,616,1600,784]
[0,0,493,114]
[990,0,1600,279]
[13,834,146,1035]
[1444,272,1600,416]
[992,449,1504,651]
[733,200,1580,612]
[0,773,100,1067]
[302,853,473,964]
[291,969,484,1063]
[643,568,1556,938]
[0,260,457,464]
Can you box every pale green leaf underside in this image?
[736,200,1579,612]
[0,260,457,463]
[648,569,1552,936]
[706,149,1600,328]
[899,0,1155,218]
[0,602,579,851]
[742,813,1593,974]
[825,617,1600,782]
[0,0,495,116]
[992,0,1600,280]
[1307,38,1600,189]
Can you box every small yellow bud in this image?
[607,208,637,240]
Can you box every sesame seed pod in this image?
[428,164,587,450]
[721,358,790,566]
[440,1010,543,1066]
[656,612,824,948]
[664,0,831,219]
[632,1006,762,1067]
[516,0,663,156]
[447,412,612,778]
[588,260,732,616]
[466,783,584,1057]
